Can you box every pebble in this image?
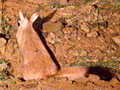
[112,36,120,46]
[88,74,100,82]
[0,38,7,47]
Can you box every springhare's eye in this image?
[18,21,21,26]
[18,22,20,26]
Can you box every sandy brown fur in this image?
[55,66,87,80]
[16,11,58,80]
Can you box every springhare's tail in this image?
[55,66,87,80]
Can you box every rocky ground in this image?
[0,0,120,90]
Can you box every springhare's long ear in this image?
[19,10,24,20]
[29,12,39,23]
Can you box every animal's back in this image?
[16,11,58,80]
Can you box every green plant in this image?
[0,59,8,81]
[10,81,16,84]
[74,55,120,74]
[82,0,94,4]
[1,17,11,34]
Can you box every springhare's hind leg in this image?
[21,63,47,80]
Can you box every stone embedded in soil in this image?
[109,78,120,87]
[79,49,88,56]
[46,31,63,44]
[54,0,68,5]
[0,11,2,30]
[23,80,38,88]
[25,0,49,4]
[72,50,79,57]
[81,22,90,33]
[0,2,2,10]
[75,77,88,84]
[68,49,79,57]
[83,82,95,90]
[86,31,98,38]
[46,32,56,44]
[44,22,64,43]
[111,36,120,46]
[89,48,102,57]
[95,80,110,87]
[50,6,77,22]
[0,38,7,47]
[0,62,8,71]
[63,27,74,34]
[0,46,5,55]
[114,24,120,33]
[25,0,68,5]
[43,21,64,33]
[55,30,64,40]
[88,74,100,82]
[25,84,38,89]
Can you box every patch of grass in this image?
[81,0,94,4]
[0,71,6,80]
[0,15,11,34]
[114,3,120,9]
[0,58,9,81]
[75,56,120,74]
[104,1,111,4]
[10,81,16,84]
[117,0,120,2]
[83,12,88,17]
[50,3,67,9]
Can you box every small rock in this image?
[26,0,68,5]
[0,46,6,55]
[68,49,79,57]
[79,49,88,56]
[54,0,68,5]
[24,80,38,88]
[89,48,102,57]
[75,77,88,84]
[86,31,98,38]
[63,27,74,34]
[0,11,2,28]
[25,0,49,4]
[81,22,90,33]
[72,50,79,57]
[83,82,95,90]
[95,80,110,87]
[26,84,38,89]
[77,28,86,37]
[0,3,2,10]
[0,38,7,47]
[50,6,77,22]
[88,74,100,82]
[86,81,95,86]
[109,78,120,87]
[114,24,120,33]
[46,32,56,44]
[112,36,120,46]
[55,30,64,40]
[100,21,108,29]
[0,62,8,71]
[43,21,64,33]
[43,21,64,41]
